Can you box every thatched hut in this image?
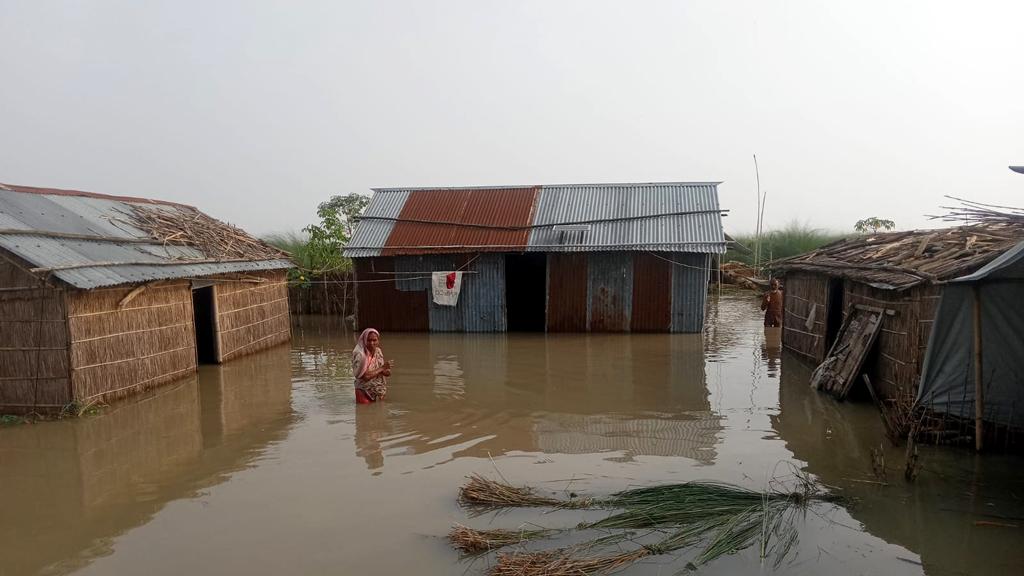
[772,223,1024,409]
[0,183,293,414]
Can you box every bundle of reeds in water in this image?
[449,524,558,554]
[451,473,842,576]
[458,474,592,511]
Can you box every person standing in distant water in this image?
[761,279,784,327]
[352,328,392,404]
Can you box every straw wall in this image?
[843,281,940,400]
[0,257,70,413]
[215,270,291,362]
[66,281,197,405]
[780,272,829,363]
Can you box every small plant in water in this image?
[1,414,27,426]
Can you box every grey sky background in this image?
[2,1,1022,236]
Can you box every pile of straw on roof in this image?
[773,197,1024,290]
[128,204,287,262]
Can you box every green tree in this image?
[301,193,370,274]
[854,217,895,234]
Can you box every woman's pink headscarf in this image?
[352,328,380,379]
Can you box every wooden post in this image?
[973,284,984,452]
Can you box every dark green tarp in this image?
[916,242,1024,427]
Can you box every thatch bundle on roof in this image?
[773,223,1024,290]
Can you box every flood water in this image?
[2,291,1023,575]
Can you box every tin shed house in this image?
[0,183,293,414]
[342,182,727,333]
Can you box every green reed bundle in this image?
[452,473,842,576]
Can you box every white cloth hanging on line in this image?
[431,271,463,306]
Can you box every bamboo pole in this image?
[973,284,984,452]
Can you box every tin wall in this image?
[360,253,507,330]
[631,253,673,332]
[546,254,588,332]
[393,254,506,332]
[670,253,711,333]
[353,257,429,331]
[354,251,711,333]
[587,253,634,332]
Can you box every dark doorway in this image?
[505,253,547,331]
[825,278,845,347]
[193,286,219,364]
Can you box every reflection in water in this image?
[354,404,391,470]
[762,330,782,379]
[0,346,294,576]
[772,354,1024,576]
[2,294,1023,575]
[291,329,722,469]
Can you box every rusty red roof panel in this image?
[382,187,540,255]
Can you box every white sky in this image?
[2,1,1022,236]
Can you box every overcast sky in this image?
[2,1,1022,236]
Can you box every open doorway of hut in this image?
[825,278,845,348]
[505,253,547,331]
[192,286,219,364]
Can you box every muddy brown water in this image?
[2,291,1022,575]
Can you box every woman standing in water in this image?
[760,278,784,328]
[352,328,392,404]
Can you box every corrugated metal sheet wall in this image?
[454,254,506,332]
[587,253,633,332]
[546,253,588,331]
[369,255,507,332]
[354,251,710,333]
[670,253,711,333]
[354,257,429,331]
[631,253,673,331]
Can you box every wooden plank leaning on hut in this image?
[809,305,890,400]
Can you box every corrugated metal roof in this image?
[528,183,726,253]
[345,189,410,258]
[343,182,726,255]
[0,185,292,289]
[382,187,539,256]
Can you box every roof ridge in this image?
[0,182,196,210]
[372,181,722,192]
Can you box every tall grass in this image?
[263,231,307,261]
[263,231,354,275]
[726,221,847,266]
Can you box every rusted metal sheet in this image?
[630,252,672,332]
[588,253,633,332]
[670,253,710,333]
[353,257,429,331]
[546,253,587,331]
[382,187,539,255]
